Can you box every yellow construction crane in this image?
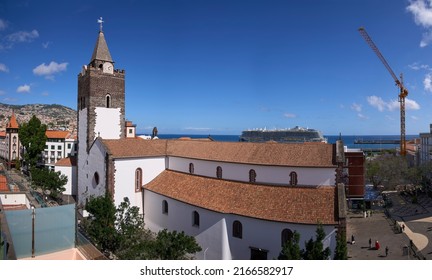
[358,27,408,156]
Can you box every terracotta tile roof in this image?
[166,140,335,167]
[102,139,335,167]
[102,138,167,158]
[46,130,70,139]
[0,131,6,138]
[0,175,8,192]
[55,156,77,167]
[145,170,338,225]
[6,112,19,129]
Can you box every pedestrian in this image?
[351,234,355,245]
[402,224,405,231]
[369,238,372,248]
[375,240,380,250]
[385,246,389,257]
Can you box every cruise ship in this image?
[239,126,327,143]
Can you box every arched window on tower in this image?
[281,228,294,247]
[162,200,168,214]
[249,169,256,183]
[289,172,298,186]
[106,94,111,108]
[135,168,142,192]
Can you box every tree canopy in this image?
[18,115,47,168]
[84,195,201,260]
[30,167,67,199]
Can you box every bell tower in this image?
[77,21,125,151]
[77,19,125,206]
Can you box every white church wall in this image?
[143,190,337,260]
[94,107,122,140]
[78,139,107,206]
[55,165,76,196]
[113,157,166,210]
[168,157,335,186]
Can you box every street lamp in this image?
[31,204,35,258]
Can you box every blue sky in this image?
[1,0,432,136]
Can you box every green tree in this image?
[84,194,119,253]
[115,197,154,260]
[334,229,348,260]
[152,229,202,260]
[30,167,67,199]
[365,153,408,190]
[301,224,331,260]
[19,115,47,168]
[278,231,301,260]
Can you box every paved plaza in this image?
[347,191,432,260]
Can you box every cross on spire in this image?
[97,17,104,32]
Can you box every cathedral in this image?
[74,26,346,260]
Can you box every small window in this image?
[233,220,243,239]
[289,172,298,186]
[162,200,168,214]
[58,145,62,150]
[249,169,256,183]
[216,166,222,179]
[189,163,194,174]
[192,211,200,227]
[281,228,294,247]
[94,172,100,185]
[106,94,111,108]
[135,168,142,192]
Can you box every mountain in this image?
[0,103,77,134]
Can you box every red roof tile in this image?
[6,112,19,129]
[46,130,70,139]
[0,175,8,192]
[55,156,77,167]
[102,139,335,168]
[145,170,338,225]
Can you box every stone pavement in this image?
[347,192,432,260]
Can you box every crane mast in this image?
[358,27,408,156]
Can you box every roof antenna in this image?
[97,17,104,32]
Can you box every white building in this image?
[43,130,76,170]
[71,27,345,260]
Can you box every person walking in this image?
[369,238,372,248]
[385,246,389,257]
[375,240,380,250]
[351,235,355,245]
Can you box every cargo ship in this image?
[239,126,327,143]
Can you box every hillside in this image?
[0,103,77,135]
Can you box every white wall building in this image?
[420,124,432,165]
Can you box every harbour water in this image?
[154,134,418,150]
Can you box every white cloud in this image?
[283,113,296,118]
[409,62,431,70]
[357,113,369,120]
[411,115,419,120]
[42,41,51,49]
[0,90,6,95]
[406,98,421,110]
[367,95,420,112]
[7,29,39,43]
[407,0,432,47]
[0,19,7,31]
[0,63,9,73]
[350,103,362,112]
[33,61,68,79]
[367,95,387,111]
[424,73,432,91]
[16,84,30,93]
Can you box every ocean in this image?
[154,134,418,150]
